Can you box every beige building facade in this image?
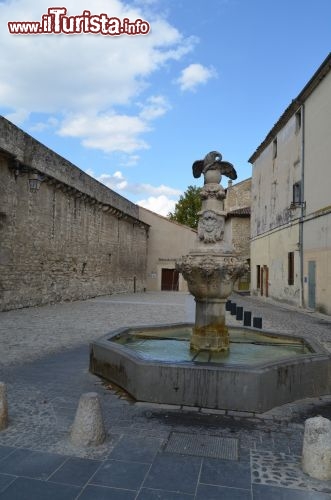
[138,206,196,292]
[249,53,331,314]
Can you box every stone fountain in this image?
[90,151,331,413]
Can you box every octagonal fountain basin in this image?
[90,323,331,413]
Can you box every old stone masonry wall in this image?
[0,117,149,311]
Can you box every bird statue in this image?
[192,151,237,180]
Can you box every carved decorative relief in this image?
[177,254,249,288]
[200,184,225,200]
[197,210,224,243]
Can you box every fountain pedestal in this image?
[178,251,243,351]
[192,298,229,351]
[177,151,248,352]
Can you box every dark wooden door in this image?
[161,269,179,291]
[264,266,269,297]
[260,266,269,297]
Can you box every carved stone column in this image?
[176,151,248,352]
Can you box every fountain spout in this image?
[177,151,248,352]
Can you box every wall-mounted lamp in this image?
[28,172,46,192]
[9,158,47,192]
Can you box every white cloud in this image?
[133,0,158,5]
[137,195,177,216]
[129,183,181,196]
[176,63,217,91]
[57,94,171,154]
[119,155,140,167]
[4,108,29,124]
[86,168,181,215]
[29,116,59,132]
[85,168,95,177]
[96,170,181,197]
[58,112,150,153]
[97,171,129,191]
[0,0,196,152]
[138,95,171,121]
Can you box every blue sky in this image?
[1,0,330,214]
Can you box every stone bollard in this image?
[302,416,331,480]
[0,383,8,431]
[70,392,106,447]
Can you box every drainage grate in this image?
[165,432,238,460]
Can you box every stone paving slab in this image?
[0,292,331,498]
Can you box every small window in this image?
[272,138,277,159]
[288,252,294,285]
[295,110,301,133]
[293,182,301,204]
[256,265,261,288]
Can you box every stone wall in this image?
[0,118,149,311]
[231,217,250,258]
[224,178,251,291]
[224,178,251,259]
[0,117,139,218]
[224,178,251,212]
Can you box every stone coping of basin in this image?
[89,323,331,413]
[91,322,327,369]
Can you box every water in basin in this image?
[112,327,312,366]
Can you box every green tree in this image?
[168,185,201,229]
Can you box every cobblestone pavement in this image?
[229,293,331,348]
[0,292,331,499]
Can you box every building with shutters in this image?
[249,53,331,314]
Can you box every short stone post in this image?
[302,416,331,480]
[70,392,106,447]
[0,383,8,431]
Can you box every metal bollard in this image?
[253,317,263,329]
[236,306,243,321]
[225,300,232,311]
[243,311,252,326]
